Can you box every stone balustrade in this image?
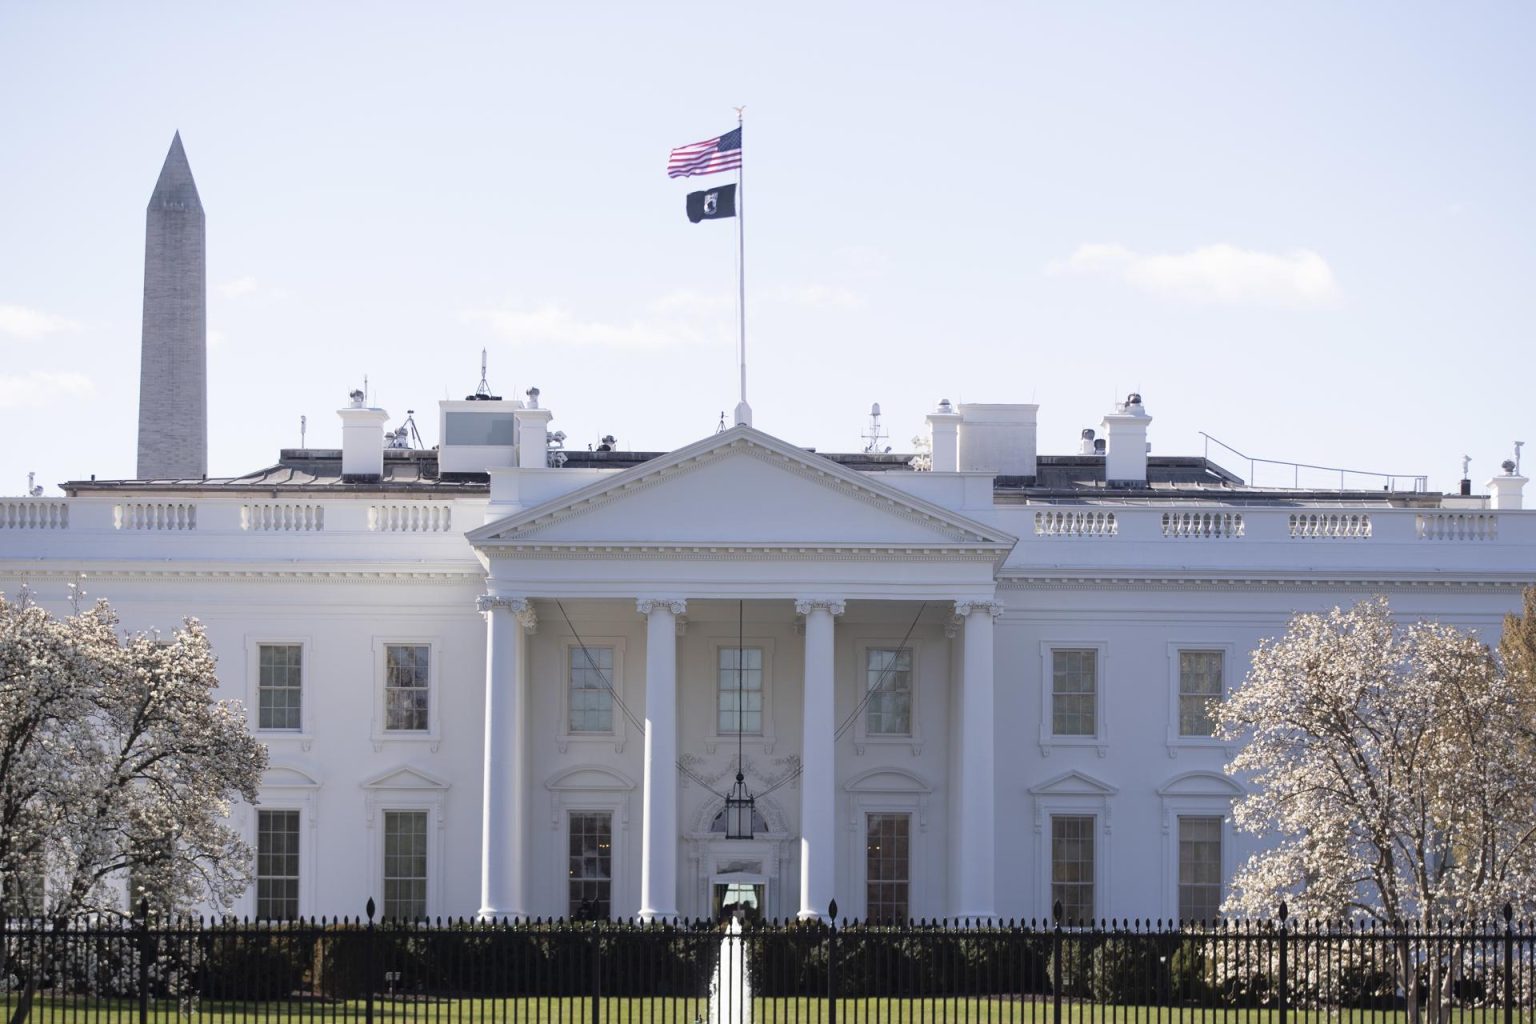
[242,503,325,532]
[0,500,69,529]
[370,503,454,533]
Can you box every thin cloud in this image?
[776,284,864,309]
[465,291,732,350]
[1051,243,1340,307]
[217,276,260,298]
[0,304,79,339]
[0,370,95,409]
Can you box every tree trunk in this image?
[1398,937,1422,1024]
[7,974,36,1024]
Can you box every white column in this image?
[637,598,685,921]
[954,599,1003,921]
[478,594,535,919]
[796,598,844,921]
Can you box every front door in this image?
[711,874,767,923]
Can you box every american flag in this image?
[667,127,742,178]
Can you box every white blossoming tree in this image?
[1218,596,1536,1022]
[0,592,266,922]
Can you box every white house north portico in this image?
[466,425,1016,920]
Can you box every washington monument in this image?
[136,132,206,480]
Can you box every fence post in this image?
[1277,902,1289,1024]
[590,921,601,1024]
[1052,900,1063,1024]
[365,898,376,1024]
[136,897,150,1024]
[1505,903,1515,1024]
[827,899,839,1024]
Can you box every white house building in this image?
[3,387,1532,924]
[4,137,1533,925]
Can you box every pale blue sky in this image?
[3,3,1533,493]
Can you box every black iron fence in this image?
[3,901,1536,1024]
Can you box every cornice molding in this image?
[0,567,482,585]
[486,543,1005,563]
[997,573,1536,592]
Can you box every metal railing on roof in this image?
[1200,432,1428,493]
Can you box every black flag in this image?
[686,183,737,223]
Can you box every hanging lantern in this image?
[724,770,755,840]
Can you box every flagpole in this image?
[733,105,750,427]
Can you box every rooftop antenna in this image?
[1516,441,1526,475]
[475,349,492,398]
[363,374,369,406]
[862,402,891,453]
[300,415,307,449]
[716,411,727,435]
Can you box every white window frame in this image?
[566,809,617,920]
[254,808,303,921]
[851,639,926,756]
[1157,771,1242,921]
[247,636,313,749]
[559,638,629,753]
[543,765,635,919]
[863,811,914,924]
[1037,641,1109,756]
[844,767,932,921]
[371,638,440,750]
[707,637,777,753]
[1029,770,1116,922]
[1175,814,1225,923]
[1164,642,1237,756]
[246,764,320,918]
[362,767,449,921]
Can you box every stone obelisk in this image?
[136,132,207,480]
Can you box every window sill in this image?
[257,731,314,752]
[370,732,442,753]
[1163,737,1234,759]
[1037,736,1107,758]
[852,734,923,756]
[556,733,626,754]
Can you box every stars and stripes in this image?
[667,127,742,178]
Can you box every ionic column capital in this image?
[636,598,687,617]
[477,594,536,631]
[794,598,846,617]
[954,599,1005,620]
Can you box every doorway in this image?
[711,874,767,923]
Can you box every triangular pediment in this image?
[1028,770,1118,797]
[360,765,451,791]
[469,426,1015,556]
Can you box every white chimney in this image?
[514,404,553,469]
[1101,393,1151,486]
[338,398,389,480]
[1488,462,1527,510]
[957,404,1038,477]
[926,399,961,472]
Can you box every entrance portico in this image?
[467,426,1016,921]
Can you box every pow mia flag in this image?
[686,183,737,223]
